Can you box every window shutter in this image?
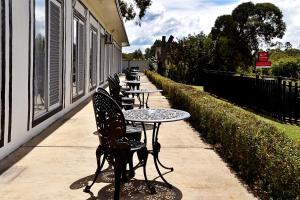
[92,32,97,86]
[100,35,105,82]
[49,1,62,107]
[78,22,85,94]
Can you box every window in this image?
[33,0,63,120]
[72,15,85,100]
[89,27,97,90]
[113,44,121,74]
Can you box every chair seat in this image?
[122,102,133,106]
[128,140,145,151]
[126,125,142,141]
[121,97,134,101]
[126,125,142,134]
[121,87,131,91]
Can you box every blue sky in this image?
[123,0,300,53]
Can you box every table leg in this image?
[137,94,142,108]
[142,93,145,108]
[152,122,173,188]
[141,122,147,145]
[145,93,150,108]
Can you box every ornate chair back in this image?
[95,87,109,95]
[107,76,121,102]
[93,91,127,149]
[114,73,120,85]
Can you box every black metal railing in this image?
[203,70,300,124]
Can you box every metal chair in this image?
[125,68,139,81]
[95,87,109,95]
[108,76,135,110]
[84,92,154,199]
[95,86,143,171]
[114,73,134,94]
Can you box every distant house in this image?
[0,0,129,160]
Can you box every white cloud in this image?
[123,0,300,53]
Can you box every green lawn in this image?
[192,85,300,141]
[192,85,204,91]
[255,115,300,141]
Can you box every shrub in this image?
[145,70,300,199]
[272,61,300,79]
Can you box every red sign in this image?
[256,51,272,69]
[258,52,268,58]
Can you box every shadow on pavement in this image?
[70,167,182,200]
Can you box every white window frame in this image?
[89,26,97,90]
[33,0,64,121]
[72,13,86,101]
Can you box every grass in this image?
[192,85,204,91]
[193,85,300,141]
[255,115,300,141]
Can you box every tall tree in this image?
[132,49,144,60]
[156,36,174,76]
[119,0,152,25]
[211,2,286,72]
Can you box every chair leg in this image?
[114,169,121,200]
[114,156,124,200]
[84,146,106,193]
[128,153,135,178]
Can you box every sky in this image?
[123,0,300,53]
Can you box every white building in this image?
[0,0,129,160]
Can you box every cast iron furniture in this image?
[125,68,140,81]
[95,87,109,95]
[114,73,131,93]
[95,86,144,172]
[125,89,163,108]
[84,92,154,199]
[130,66,139,71]
[123,80,148,90]
[107,76,135,110]
[123,108,190,188]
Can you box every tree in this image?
[210,2,286,72]
[156,36,174,76]
[123,49,144,60]
[144,48,151,59]
[119,0,152,25]
[285,42,292,50]
[147,33,213,84]
[132,49,144,60]
[144,39,161,60]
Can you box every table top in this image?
[124,89,163,94]
[129,71,140,75]
[123,80,148,84]
[123,108,190,123]
[130,69,140,72]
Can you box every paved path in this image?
[0,75,256,200]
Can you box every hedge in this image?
[145,71,300,199]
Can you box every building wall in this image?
[0,0,123,160]
[122,60,150,72]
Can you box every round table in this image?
[123,108,190,188]
[123,80,148,84]
[123,80,149,90]
[125,89,163,108]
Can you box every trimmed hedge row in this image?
[145,71,300,199]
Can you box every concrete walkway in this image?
[0,75,256,200]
